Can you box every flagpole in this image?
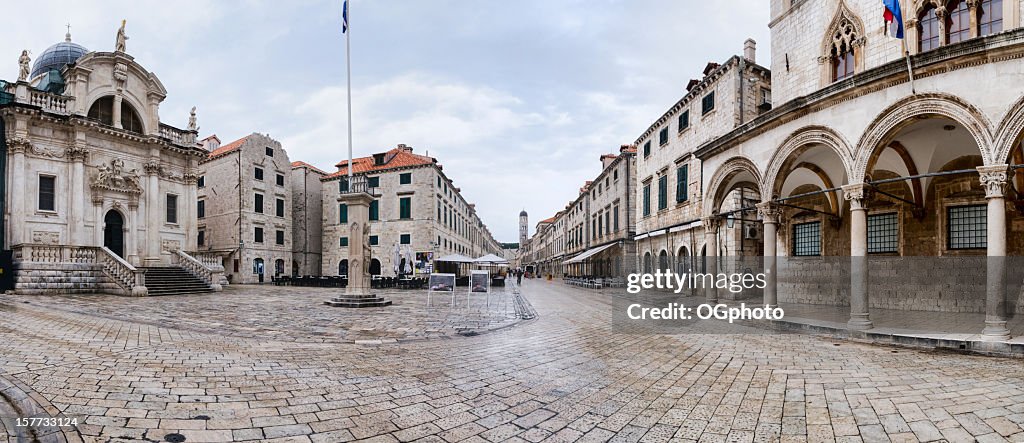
[345,0,354,182]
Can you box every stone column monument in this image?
[325,177,392,308]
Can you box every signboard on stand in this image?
[470,270,489,294]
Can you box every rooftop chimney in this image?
[397,143,413,153]
[744,39,757,63]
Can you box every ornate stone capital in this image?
[182,172,199,185]
[65,144,89,161]
[756,203,782,224]
[143,161,162,175]
[977,165,1009,199]
[702,217,720,234]
[6,137,30,153]
[842,183,869,211]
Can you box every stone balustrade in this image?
[12,244,147,296]
[174,250,224,291]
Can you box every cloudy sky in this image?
[4,0,770,243]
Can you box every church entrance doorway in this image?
[103,210,125,258]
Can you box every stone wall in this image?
[14,263,123,295]
[291,165,324,276]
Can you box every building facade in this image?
[321,144,502,277]
[197,133,294,284]
[1,29,207,295]
[291,161,325,277]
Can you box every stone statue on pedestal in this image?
[187,106,198,131]
[115,20,128,53]
[18,50,30,81]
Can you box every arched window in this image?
[979,0,1004,36]
[946,0,971,44]
[831,42,855,82]
[643,252,652,273]
[919,5,941,51]
[87,95,144,133]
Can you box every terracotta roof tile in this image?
[205,136,249,161]
[323,148,435,179]
[290,161,327,175]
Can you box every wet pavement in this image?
[1,280,1024,442]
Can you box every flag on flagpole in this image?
[342,0,349,33]
[883,0,904,39]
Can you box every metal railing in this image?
[338,175,379,196]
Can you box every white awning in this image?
[669,220,701,233]
[435,254,475,263]
[562,242,618,264]
[474,253,510,264]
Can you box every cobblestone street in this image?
[3,281,1024,443]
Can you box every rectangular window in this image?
[254,227,264,243]
[197,176,205,188]
[399,197,412,219]
[678,110,690,132]
[400,173,412,185]
[276,198,285,217]
[339,178,349,192]
[597,213,603,237]
[613,205,620,231]
[275,230,285,245]
[276,173,285,186]
[613,169,619,181]
[867,213,899,253]
[367,176,379,188]
[948,205,987,250]
[340,237,349,247]
[254,167,264,181]
[198,230,205,247]
[437,176,442,187]
[643,141,651,158]
[400,234,411,245]
[166,194,178,224]
[792,221,821,256]
[605,211,611,235]
[339,204,348,224]
[980,0,1004,36]
[254,193,264,214]
[369,235,379,246]
[657,175,668,210]
[369,200,379,221]
[643,184,651,216]
[702,91,715,115]
[197,200,205,219]
[38,175,56,211]
[265,146,274,157]
[676,165,689,202]
[658,127,669,146]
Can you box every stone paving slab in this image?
[2,280,1024,441]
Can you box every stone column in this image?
[978,165,1010,341]
[757,202,781,308]
[8,140,27,246]
[843,184,872,330]
[183,170,198,251]
[112,95,123,130]
[968,0,980,39]
[144,161,161,265]
[67,144,87,245]
[325,186,391,307]
[128,202,140,266]
[703,217,720,304]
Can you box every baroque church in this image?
[1,24,221,295]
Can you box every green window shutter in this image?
[676,165,688,202]
[369,235,379,246]
[368,176,379,188]
[369,200,379,221]
[658,176,668,210]
[400,197,411,219]
[400,173,412,184]
[340,237,348,247]
[400,234,411,244]
[339,204,348,224]
[643,185,651,216]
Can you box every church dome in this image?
[31,35,88,79]
[519,210,528,217]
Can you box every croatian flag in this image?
[883,0,904,39]
[342,0,349,33]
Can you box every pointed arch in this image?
[820,0,867,83]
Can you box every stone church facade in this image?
[1,28,216,295]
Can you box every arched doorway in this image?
[253,258,265,283]
[369,258,381,276]
[339,259,348,276]
[292,261,299,277]
[103,210,125,258]
[274,259,284,276]
[658,250,669,271]
[642,252,652,273]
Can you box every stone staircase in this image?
[142,266,213,296]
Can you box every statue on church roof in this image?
[18,50,30,81]
[188,106,198,131]
[115,19,128,53]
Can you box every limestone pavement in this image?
[1,281,1024,442]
